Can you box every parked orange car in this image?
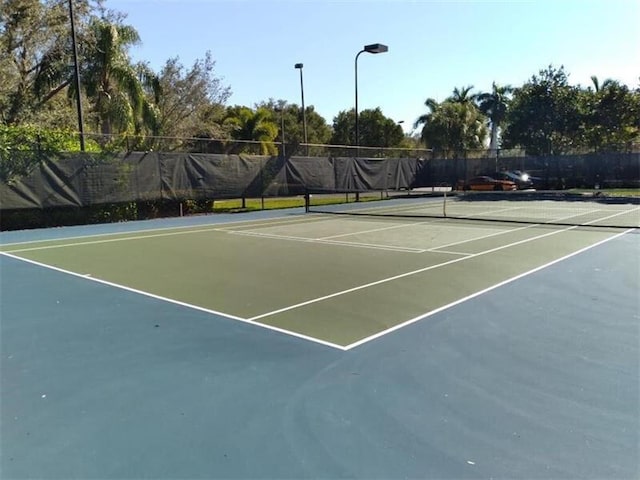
[457,176,517,191]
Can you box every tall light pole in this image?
[354,43,388,156]
[68,0,85,151]
[276,106,286,158]
[294,63,308,155]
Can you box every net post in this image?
[443,189,447,218]
[304,190,310,213]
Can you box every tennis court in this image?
[2,202,638,478]
[1,195,638,348]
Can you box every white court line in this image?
[232,214,529,254]
[0,213,318,248]
[428,209,606,253]
[2,219,635,352]
[0,251,347,351]
[427,249,473,256]
[234,218,528,256]
[215,215,328,231]
[318,221,424,240]
[5,227,228,253]
[247,225,580,322]
[592,205,640,222]
[451,204,640,222]
[4,204,636,351]
[343,228,635,350]
[315,207,541,250]
[3,216,329,253]
[229,230,424,253]
[248,205,635,324]
[427,224,534,252]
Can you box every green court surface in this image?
[0,214,632,348]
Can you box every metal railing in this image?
[3,130,639,158]
[76,133,640,158]
[78,133,435,158]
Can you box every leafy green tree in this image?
[0,123,100,183]
[477,82,513,151]
[415,100,487,156]
[28,12,160,142]
[153,52,231,146]
[223,106,278,155]
[581,79,640,151]
[0,0,83,125]
[413,98,439,132]
[397,133,425,153]
[329,109,354,146]
[415,86,486,154]
[448,85,477,105]
[330,107,404,148]
[256,99,331,152]
[302,105,332,146]
[502,65,582,155]
[0,0,123,128]
[360,108,405,148]
[80,19,159,138]
[589,75,614,93]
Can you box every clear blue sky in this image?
[107,0,639,133]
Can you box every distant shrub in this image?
[0,124,101,183]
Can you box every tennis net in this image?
[305,189,640,229]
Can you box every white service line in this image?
[428,224,533,252]
[5,227,225,253]
[317,221,424,240]
[216,215,328,231]
[591,205,640,222]
[229,230,424,253]
[343,228,635,350]
[428,208,607,253]
[3,205,635,352]
[428,249,473,256]
[3,216,328,253]
[0,214,317,248]
[247,224,581,322]
[0,251,347,351]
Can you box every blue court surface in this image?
[1,209,638,479]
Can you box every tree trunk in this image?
[489,123,499,152]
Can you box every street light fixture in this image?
[355,43,388,155]
[294,63,308,155]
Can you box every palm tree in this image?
[449,85,477,104]
[414,97,486,155]
[590,75,614,93]
[35,19,159,140]
[82,20,160,138]
[223,106,279,155]
[477,82,513,152]
[413,97,439,133]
